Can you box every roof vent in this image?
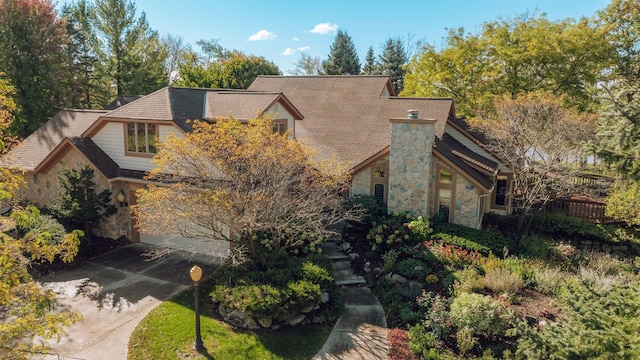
[407,109,419,119]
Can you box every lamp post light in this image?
[189,265,204,352]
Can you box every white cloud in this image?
[282,48,296,56]
[297,46,310,51]
[292,37,300,41]
[309,23,338,35]
[248,29,276,41]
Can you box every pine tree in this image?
[92,0,169,96]
[378,38,407,94]
[322,30,361,75]
[363,46,378,75]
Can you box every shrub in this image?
[520,233,552,259]
[211,284,285,317]
[416,292,454,341]
[483,267,525,296]
[450,293,505,336]
[434,233,492,255]
[287,280,321,308]
[432,222,513,255]
[425,274,439,285]
[388,328,418,360]
[395,258,430,279]
[425,240,482,269]
[344,194,386,224]
[365,212,432,255]
[407,216,432,241]
[456,327,478,356]
[408,325,437,359]
[452,268,485,296]
[300,261,333,288]
[534,266,568,295]
[509,281,640,359]
[501,257,537,286]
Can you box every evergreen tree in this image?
[363,46,378,75]
[322,30,361,75]
[0,0,77,138]
[49,166,117,251]
[92,0,169,96]
[378,38,408,94]
[62,0,109,109]
[599,0,640,85]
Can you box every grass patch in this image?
[128,290,330,360]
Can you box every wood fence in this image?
[544,197,615,224]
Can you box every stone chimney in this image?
[388,110,436,216]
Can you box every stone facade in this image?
[17,147,132,240]
[454,176,479,228]
[388,117,435,216]
[351,167,371,196]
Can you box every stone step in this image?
[332,261,352,271]
[333,269,364,281]
[328,254,349,261]
[336,278,367,286]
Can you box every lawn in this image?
[128,290,330,360]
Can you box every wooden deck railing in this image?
[544,198,615,224]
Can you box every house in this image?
[3,76,512,256]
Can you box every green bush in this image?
[520,233,552,258]
[395,258,430,279]
[434,233,492,255]
[211,284,285,317]
[287,280,322,308]
[452,268,485,296]
[450,293,506,336]
[483,267,525,296]
[432,222,513,255]
[344,194,386,224]
[365,212,433,256]
[501,257,537,286]
[300,261,333,288]
[533,266,568,296]
[509,281,640,359]
[408,325,437,359]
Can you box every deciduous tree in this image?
[292,53,322,76]
[322,30,361,75]
[0,0,75,138]
[135,117,359,259]
[404,14,612,116]
[471,93,592,236]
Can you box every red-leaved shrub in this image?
[388,328,417,360]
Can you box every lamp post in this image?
[189,265,204,352]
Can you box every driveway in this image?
[34,243,221,360]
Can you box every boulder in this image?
[258,316,273,328]
[280,313,305,326]
[300,304,315,313]
[321,292,330,303]
[218,303,228,318]
[348,252,359,261]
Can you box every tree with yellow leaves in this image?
[0,74,82,359]
[135,117,359,260]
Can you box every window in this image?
[374,183,385,204]
[438,188,452,222]
[494,176,508,207]
[437,168,454,222]
[127,122,157,154]
[272,121,287,135]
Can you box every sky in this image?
[56,0,611,75]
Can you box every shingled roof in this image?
[4,109,107,171]
[204,91,303,120]
[434,136,493,190]
[248,75,454,168]
[102,87,206,132]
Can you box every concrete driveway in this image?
[34,243,221,360]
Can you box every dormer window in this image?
[127,122,157,154]
[272,120,288,135]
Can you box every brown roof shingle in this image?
[248,75,454,168]
[3,109,107,170]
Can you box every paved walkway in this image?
[32,244,220,360]
[313,225,389,360]
[32,228,386,360]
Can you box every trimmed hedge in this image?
[432,222,513,255]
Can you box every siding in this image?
[92,122,183,171]
[267,103,296,138]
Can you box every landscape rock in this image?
[218,303,228,318]
[312,316,321,324]
[348,253,359,261]
[341,242,352,252]
[300,304,315,313]
[321,292,330,303]
[258,316,273,328]
[280,313,305,326]
[387,273,408,285]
